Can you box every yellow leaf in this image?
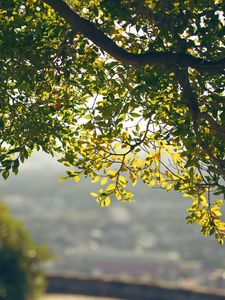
[211,207,222,216]
[73,175,80,182]
[129,172,137,186]
[154,151,161,161]
[148,179,156,187]
[166,183,173,191]
[90,192,98,197]
[199,195,208,207]
[59,176,67,182]
[218,222,225,230]
[83,115,92,120]
[172,152,180,160]
[106,184,116,192]
[102,162,112,168]
[115,190,122,200]
[107,170,117,178]
[125,192,134,200]
[113,142,121,149]
[183,193,191,198]
[100,196,111,207]
[101,177,108,185]
[118,175,127,187]
[27,0,37,4]
[91,176,100,183]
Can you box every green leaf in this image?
[2,170,9,180]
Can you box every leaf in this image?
[13,159,19,169]
[130,112,140,118]
[100,196,111,207]
[59,176,67,182]
[2,170,9,180]
[166,183,173,191]
[129,172,137,186]
[107,170,117,177]
[101,177,108,185]
[20,153,25,163]
[83,115,92,120]
[72,175,80,182]
[211,207,222,217]
[1,0,224,243]
[91,176,100,183]
[90,192,98,197]
[106,183,116,192]
[118,175,127,187]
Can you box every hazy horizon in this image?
[0,151,224,288]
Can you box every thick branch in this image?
[44,0,225,73]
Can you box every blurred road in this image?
[42,294,122,300]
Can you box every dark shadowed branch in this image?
[177,69,225,180]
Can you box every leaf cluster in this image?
[0,0,225,243]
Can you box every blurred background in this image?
[0,151,225,294]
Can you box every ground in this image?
[42,294,121,300]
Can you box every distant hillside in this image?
[0,152,225,289]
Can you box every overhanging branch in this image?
[43,0,225,74]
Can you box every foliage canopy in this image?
[0,0,225,242]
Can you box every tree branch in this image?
[199,113,225,140]
[177,69,225,180]
[42,0,225,177]
[43,0,225,74]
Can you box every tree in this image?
[0,203,51,300]
[0,0,224,242]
